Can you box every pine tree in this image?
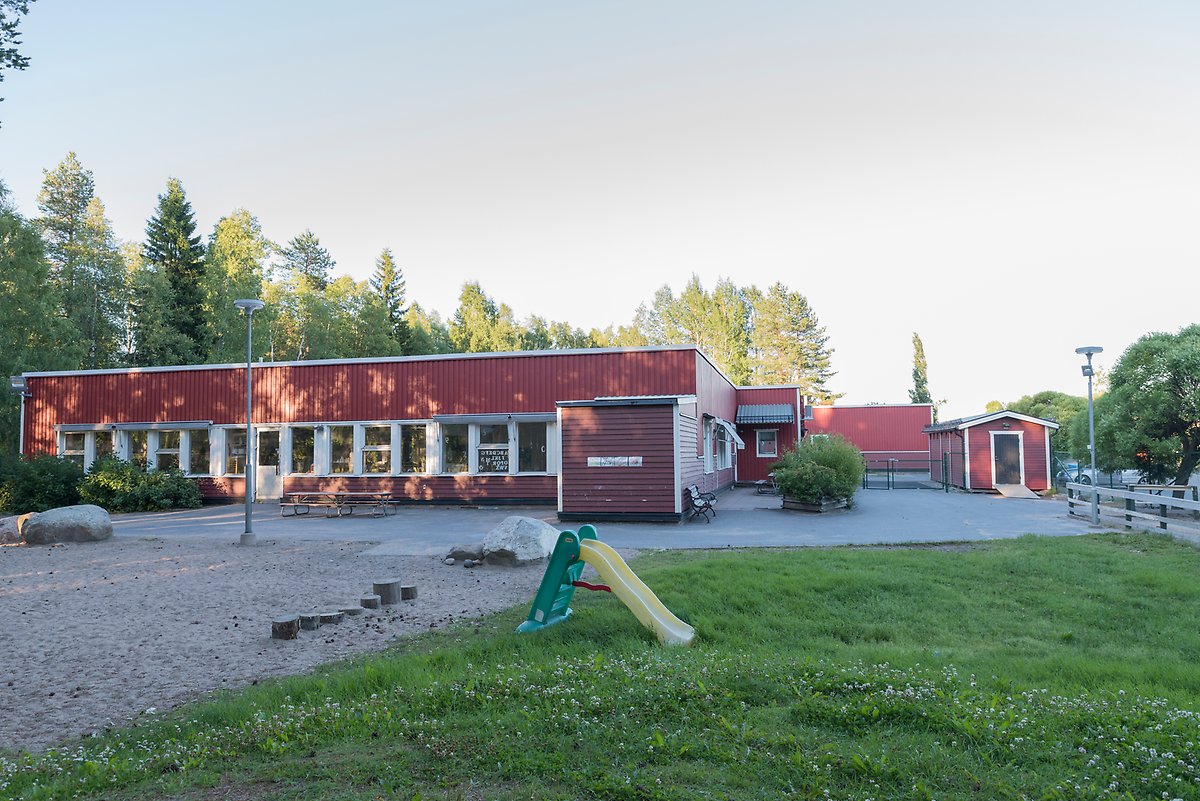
[0,0,34,121]
[279,229,334,290]
[369,248,409,352]
[748,282,838,402]
[35,153,125,367]
[144,178,206,363]
[909,332,933,404]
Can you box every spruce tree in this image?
[144,178,206,363]
[369,248,409,351]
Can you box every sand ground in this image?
[0,535,547,752]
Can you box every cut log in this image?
[373,578,404,605]
[339,605,364,616]
[319,611,344,625]
[360,593,381,609]
[299,613,321,631]
[271,615,299,640]
[400,585,418,601]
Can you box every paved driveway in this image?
[112,488,1092,555]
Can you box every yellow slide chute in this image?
[577,539,695,647]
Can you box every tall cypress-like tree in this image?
[909,332,933,404]
[369,248,409,352]
[144,178,205,363]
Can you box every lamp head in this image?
[1074,345,1103,357]
[234,298,265,314]
[8,375,28,396]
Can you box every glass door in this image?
[256,430,282,499]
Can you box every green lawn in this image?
[5,533,1200,800]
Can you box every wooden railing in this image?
[1066,483,1200,542]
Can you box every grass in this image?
[5,532,1200,800]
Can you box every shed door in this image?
[993,433,1021,485]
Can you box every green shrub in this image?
[772,435,864,504]
[0,455,83,514]
[78,458,203,512]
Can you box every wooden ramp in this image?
[995,484,1039,499]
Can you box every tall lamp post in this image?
[1075,345,1103,525]
[235,299,265,546]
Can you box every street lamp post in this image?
[235,299,265,545]
[1075,345,1103,525]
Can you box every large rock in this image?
[445,542,485,562]
[20,505,113,545]
[482,516,560,566]
[0,515,19,545]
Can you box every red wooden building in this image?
[805,403,934,467]
[16,346,803,522]
[925,411,1058,492]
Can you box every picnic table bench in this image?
[281,491,396,518]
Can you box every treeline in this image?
[1,152,836,457]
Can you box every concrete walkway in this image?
[111,488,1094,556]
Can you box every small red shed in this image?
[924,411,1059,492]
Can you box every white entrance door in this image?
[256,430,283,500]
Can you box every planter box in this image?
[782,497,848,513]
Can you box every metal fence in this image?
[861,457,955,490]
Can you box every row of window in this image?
[59,421,556,478]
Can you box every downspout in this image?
[18,389,26,457]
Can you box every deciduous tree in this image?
[202,209,273,363]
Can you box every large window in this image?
[362,425,392,473]
[517,422,547,473]
[155,430,181,471]
[442,424,469,473]
[225,430,247,474]
[129,431,149,470]
[477,424,509,473]
[291,427,315,474]
[400,424,427,473]
[756,429,778,458]
[94,431,114,461]
[330,426,354,474]
[188,429,210,474]
[61,433,86,468]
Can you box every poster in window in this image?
[478,448,509,473]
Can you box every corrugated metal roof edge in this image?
[810,403,933,409]
[20,344,704,379]
[558,395,695,408]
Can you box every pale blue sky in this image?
[3,1,1198,417]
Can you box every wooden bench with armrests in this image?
[684,485,715,523]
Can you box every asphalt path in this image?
[111,488,1095,556]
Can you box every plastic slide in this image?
[577,539,695,647]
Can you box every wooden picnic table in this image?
[281,491,396,518]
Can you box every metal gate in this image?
[863,454,964,491]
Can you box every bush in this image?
[0,455,83,514]
[78,458,203,513]
[772,435,864,505]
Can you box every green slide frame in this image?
[515,525,598,633]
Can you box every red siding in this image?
[965,418,1053,491]
[282,475,556,503]
[23,349,701,457]
[559,405,677,517]
[734,386,802,484]
[808,405,933,461]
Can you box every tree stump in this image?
[361,593,381,609]
[340,605,364,617]
[271,615,299,640]
[299,613,321,631]
[319,611,344,625]
[400,585,418,601]
[373,578,404,605]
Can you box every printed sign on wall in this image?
[587,456,644,467]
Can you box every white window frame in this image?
[327,424,356,476]
[703,421,714,474]
[756,429,779,459]
[59,431,87,468]
[516,421,551,475]
[223,427,248,476]
[715,425,731,471]
[360,423,393,475]
[287,425,319,476]
[152,430,182,472]
[397,422,432,475]
[184,429,213,476]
